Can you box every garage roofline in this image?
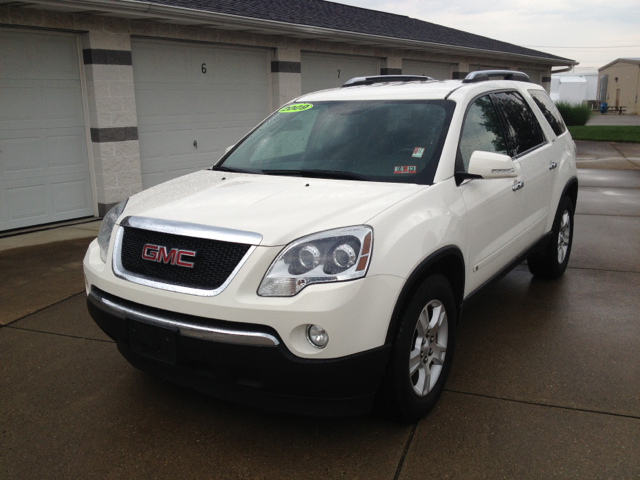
[19,0,577,68]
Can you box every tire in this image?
[382,275,457,422]
[528,196,574,279]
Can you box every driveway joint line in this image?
[393,422,417,480]
[566,265,640,275]
[3,325,114,344]
[444,389,640,421]
[2,291,85,327]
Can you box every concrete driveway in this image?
[1,170,639,479]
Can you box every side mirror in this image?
[225,145,235,154]
[468,151,517,179]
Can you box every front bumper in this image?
[87,287,391,416]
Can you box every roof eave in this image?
[17,0,576,67]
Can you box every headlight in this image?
[97,199,128,263]
[258,226,373,297]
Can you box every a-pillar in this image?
[82,25,142,216]
[271,48,302,111]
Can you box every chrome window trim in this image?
[112,218,261,297]
[121,216,263,245]
[89,289,279,346]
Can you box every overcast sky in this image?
[335,0,640,70]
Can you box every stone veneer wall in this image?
[0,5,554,214]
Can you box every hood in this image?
[122,170,426,246]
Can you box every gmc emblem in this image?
[142,244,196,268]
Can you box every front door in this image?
[457,94,526,294]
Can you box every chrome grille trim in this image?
[89,289,279,346]
[112,217,261,297]
[121,216,263,245]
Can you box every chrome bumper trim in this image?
[89,289,280,347]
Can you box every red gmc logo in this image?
[142,244,196,268]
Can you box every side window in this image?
[458,95,508,172]
[493,92,545,157]
[528,89,567,136]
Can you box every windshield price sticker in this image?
[394,166,417,174]
[279,103,313,113]
[412,147,425,158]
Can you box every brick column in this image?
[452,62,470,80]
[542,68,552,93]
[82,28,142,216]
[381,57,402,75]
[271,48,302,111]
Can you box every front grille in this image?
[120,227,251,290]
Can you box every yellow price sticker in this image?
[279,103,313,113]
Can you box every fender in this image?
[384,245,465,345]
[561,176,579,208]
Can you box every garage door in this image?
[302,52,379,94]
[0,29,93,232]
[403,60,452,80]
[131,39,270,189]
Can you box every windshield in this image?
[218,100,455,184]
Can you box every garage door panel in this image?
[302,53,379,94]
[0,35,32,77]
[133,39,269,189]
[51,177,93,214]
[1,137,43,174]
[47,132,90,168]
[41,86,85,122]
[5,182,48,221]
[0,29,93,231]
[37,37,81,80]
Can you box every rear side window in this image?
[528,90,567,136]
[458,95,508,172]
[493,91,546,157]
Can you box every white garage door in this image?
[0,29,93,232]
[403,60,452,80]
[302,52,379,94]
[131,39,270,189]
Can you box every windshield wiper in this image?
[210,165,257,174]
[261,169,368,181]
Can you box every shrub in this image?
[555,101,592,126]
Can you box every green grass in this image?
[567,126,640,143]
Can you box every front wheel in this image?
[382,275,457,422]
[528,196,574,279]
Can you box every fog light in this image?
[307,324,329,348]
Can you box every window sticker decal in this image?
[412,147,425,158]
[394,166,417,174]
[279,103,313,113]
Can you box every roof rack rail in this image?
[462,70,531,84]
[342,75,435,87]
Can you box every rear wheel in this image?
[528,196,574,279]
[382,275,457,422]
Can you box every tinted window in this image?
[222,100,455,185]
[493,92,545,157]
[528,89,567,136]
[458,95,508,172]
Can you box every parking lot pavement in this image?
[1,169,639,478]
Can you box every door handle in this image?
[512,181,524,191]
[549,161,557,170]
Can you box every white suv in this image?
[84,71,578,421]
